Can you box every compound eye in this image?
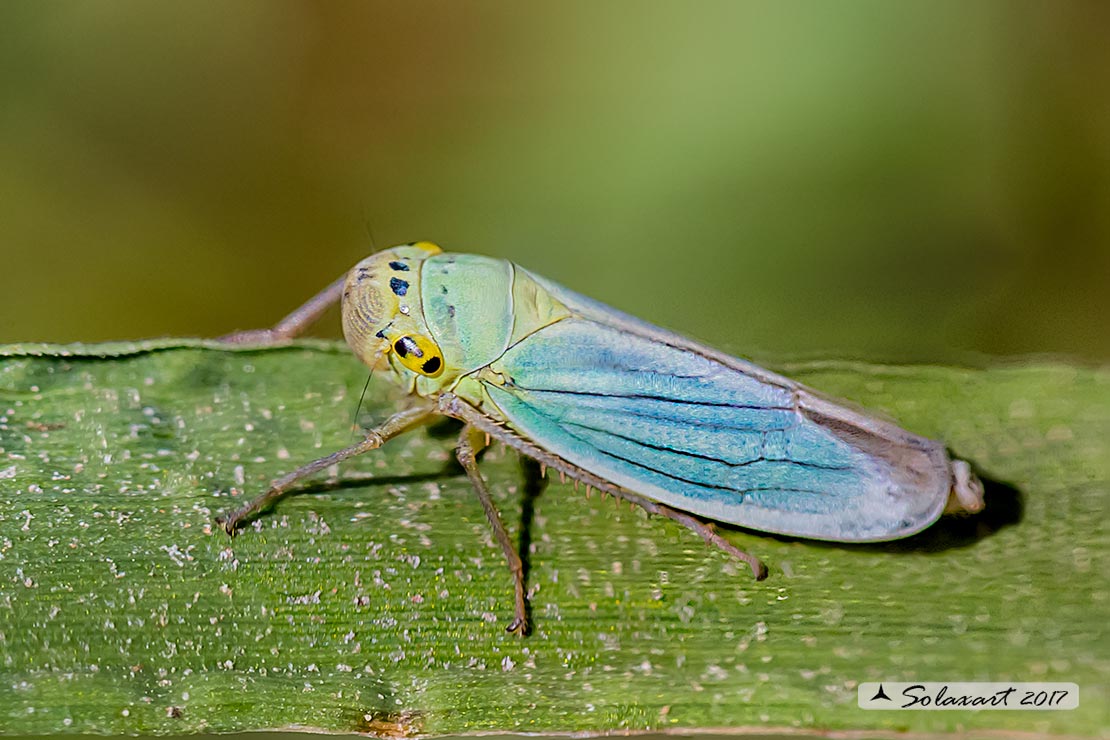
[392,334,445,377]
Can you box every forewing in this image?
[482,318,951,542]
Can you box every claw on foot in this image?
[505,616,530,636]
[214,513,241,537]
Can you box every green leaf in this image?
[1,342,1107,736]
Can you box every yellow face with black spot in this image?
[340,241,447,384]
[389,333,444,377]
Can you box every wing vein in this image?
[558,419,853,472]
[513,384,793,411]
[520,400,832,498]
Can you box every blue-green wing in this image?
[481,318,953,542]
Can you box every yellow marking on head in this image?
[411,241,442,254]
[389,333,445,377]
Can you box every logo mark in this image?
[869,684,892,702]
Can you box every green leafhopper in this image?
[217,241,985,635]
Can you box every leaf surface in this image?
[1,342,1106,737]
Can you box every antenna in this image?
[349,346,386,436]
[360,206,381,254]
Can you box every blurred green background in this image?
[1,1,1107,363]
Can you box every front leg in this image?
[219,275,346,344]
[455,425,530,636]
[216,403,435,534]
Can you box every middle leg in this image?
[456,425,530,635]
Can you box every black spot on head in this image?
[375,330,386,339]
[389,277,409,296]
[394,336,422,358]
[421,356,442,374]
[441,285,448,294]
[446,304,456,318]
[388,261,410,271]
